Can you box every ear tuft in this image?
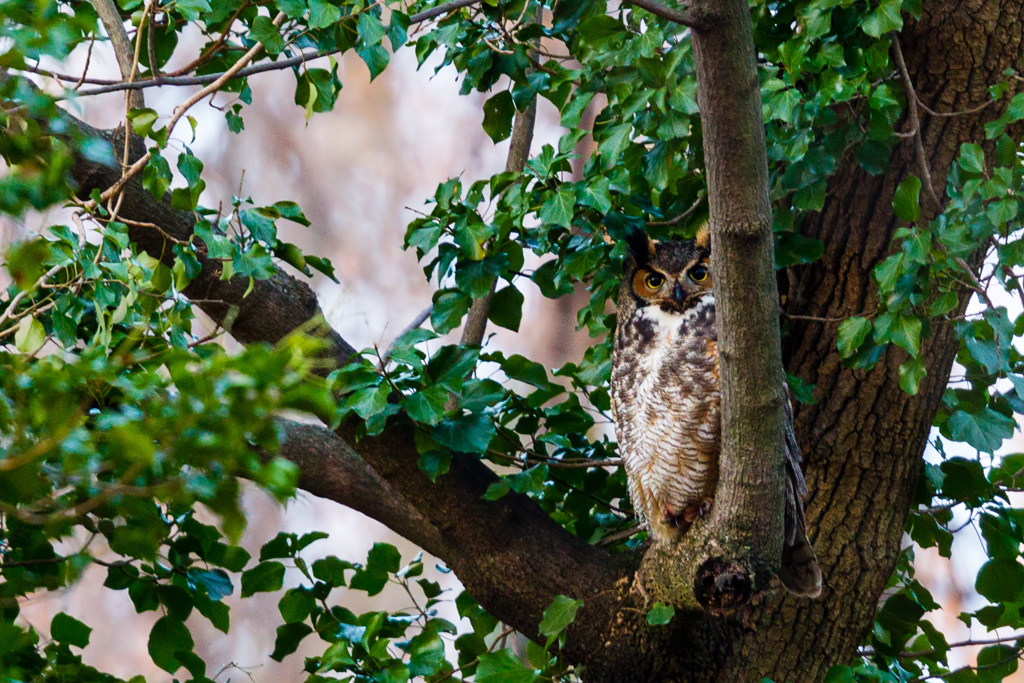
[624,227,655,265]
[695,221,710,250]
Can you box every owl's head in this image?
[619,225,712,315]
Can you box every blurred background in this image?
[2,20,1019,682]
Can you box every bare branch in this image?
[41,0,488,99]
[891,33,944,213]
[383,305,433,361]
[459,23,539,350]
[93,12,286,206]
[408,0,484,23]
[622,0,711,29]
[646,190,706,227]
[90,0,144,109]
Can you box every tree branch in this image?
[891,33,944,213]
[459,87,537,350]
[32,0,488,99]
[622,0,713,30]
[653,0,785,608]
[90,0,144,109]
[275,420,449,558]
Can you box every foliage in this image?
[3,0,1024,679]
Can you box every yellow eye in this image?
[689,265,709,282]
[644,273,665,289]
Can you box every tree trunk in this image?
[728,3,1024,680]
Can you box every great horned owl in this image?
[610,226,822,597]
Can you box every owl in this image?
[610,226,822,597]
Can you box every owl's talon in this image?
[698,498,713,518]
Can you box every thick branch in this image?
[53,119,355,369]
[622,0,712,30]
[275,420,449,558]
[683,0,785,602]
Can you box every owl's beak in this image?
[672,283,686,304]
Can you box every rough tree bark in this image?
[15,0,1023,679]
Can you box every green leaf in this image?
[349,567,389,596]
[431,289,471,334]
[893,175,921,222]
[646,602,675,626]
[482,91,515,143]
[837,317,872,359]
[128,107,160,137]
[250,16,285,54]
[347,384,390,420]
[278,588,316,623]
[357,44,390,80]
[538,595,582,637]
[187,568,233,601]
[539,188,575,229]
[977,644,1018,682]
[388,12,411,50]
[774,232,824,268]
[50,613,91,648]
[357,11,386,45]
[958,142,985,174]
[14,316,46,354]
[405,385,449,425]
[898,357,927,395]
[976,558,1024,603]
[308,0,340,27]
[277,0,307,18]
[270,622,313,661]
[860,0,903,37]
[488,285,524,332]
[947,408,1015,453]
[476,650,540,683]
[433,413,494,454]
[5,238,50,290]
[175,0,211,19]
[874,313,921,357]
[240,561,286,597]
[148,616,194,674]
[368,542,402,574]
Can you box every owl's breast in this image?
[611,293,721,535]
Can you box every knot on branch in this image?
[693,557,751,613]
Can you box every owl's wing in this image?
[778,387,823,598]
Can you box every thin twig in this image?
[953,256,997,310]
[596,523,644,546]
[147,0,160,78]
[91,12,286,206]
[891,33,943,213]
[916,97,994,118]
[90,0,145,109]
[647,191,706,227]
[73,35,97,91]
[57,0,487,98]
[0,262,68,330]
[382,305,433,361]
[458,10,540,351]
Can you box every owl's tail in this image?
[780,390,823,598]
[779,522,822,597]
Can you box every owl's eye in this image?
[644,273,665,289]
[689,265,709,282]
